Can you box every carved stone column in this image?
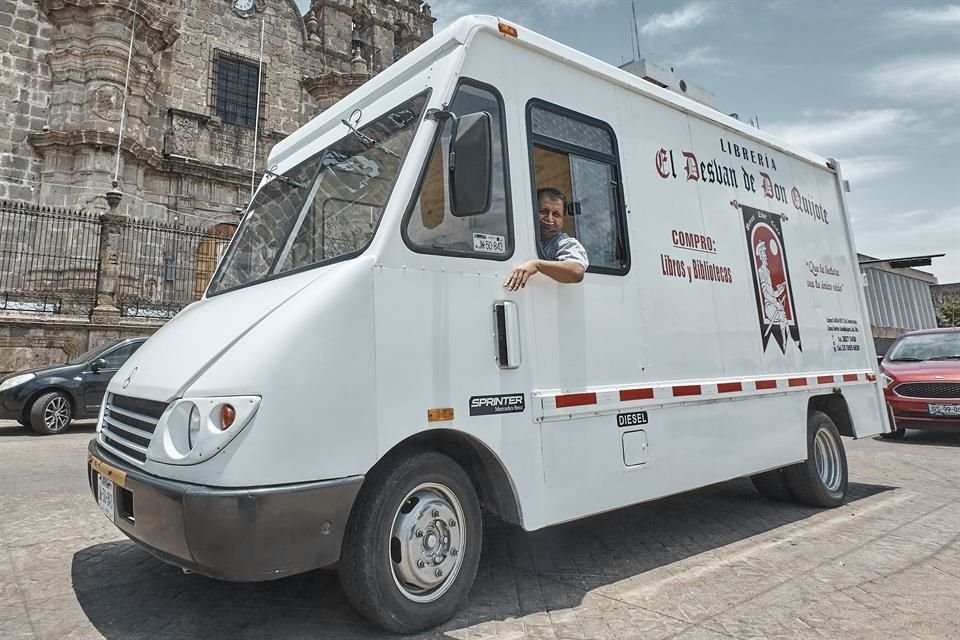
[31,0,179,212]
[91,183,126,321]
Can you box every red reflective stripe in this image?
[817,375,835,384]
[756,379,778,390]
[672,384,701,397]
[620,388,654,401]
[866,373,877,382]
[555,392,597,408]
[788,377,807,387]
[717,382,743,393]
[842,374,858,382]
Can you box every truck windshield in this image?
[208,93,428,295]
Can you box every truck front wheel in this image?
[339,450,482,633]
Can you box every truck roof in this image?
[271,15,835,174]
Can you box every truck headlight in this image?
[152,396,260,464]
[0,373,35,392]
[188,404,202,448]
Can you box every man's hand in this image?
[504,260,540,291]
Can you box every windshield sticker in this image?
[470,394,525,416]
[473,233,506,254]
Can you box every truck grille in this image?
[99,394,168,464]
[894,382,960,399]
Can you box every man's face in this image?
[757,244,768,266]
[538,195,565,243]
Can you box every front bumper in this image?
[87,440,363,581]
[0,388,28,420]
[886,397,960,431]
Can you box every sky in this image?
[305,0,960,283]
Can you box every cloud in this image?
[863,55,960,103]
[885,5,960,27]
[836,155,908,183]
[670,47,723,69]
[854,206,960,283]
[429,1,497,30]
[640,2,714,37]
[547,0,613,7]
[764,109,918,152]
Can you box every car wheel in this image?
[784,411,848,508]
[339,449,482,634]
[751,468,794,502]
[29,392,73,435]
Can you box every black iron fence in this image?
[0,200,236,318]
[0,202,101,314]
[116,219,234,319]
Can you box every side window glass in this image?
[101,343,141,369]
[528,102,629,274]
[404,83,512,259]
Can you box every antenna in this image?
[631,1,641,61]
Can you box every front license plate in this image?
[929,403,960,417]
[97,474,115,523]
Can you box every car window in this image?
[70,339,124,365]
[887,333,960,361]
[100,342,143,370]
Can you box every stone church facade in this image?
[0,0,434,221]
[0,0,433,375]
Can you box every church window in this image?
[212,51,261,128]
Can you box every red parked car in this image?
[878,327,960,438]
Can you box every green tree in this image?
[937,300,960,327]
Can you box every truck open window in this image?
[527,100,630,275]
[403,80,513,260]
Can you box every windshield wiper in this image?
[889,357,924,362]
[341,118,400,159]
[262,168,306,189]
[928,355,960,360]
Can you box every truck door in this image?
[375,78,545,524]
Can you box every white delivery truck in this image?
[87,16,888,633]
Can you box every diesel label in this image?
[617,410,648,427]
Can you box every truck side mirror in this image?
[449,111,492,216]
[91,358,108,373]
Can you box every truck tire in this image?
[29,391,73,435]
[784,411,848,508]
[339,450,482,633]
[750,468,793,502]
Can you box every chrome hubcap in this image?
[814,427,842,491]
[44,396,70,432]
[390,482,465,603]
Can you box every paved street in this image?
[1,420,958,640]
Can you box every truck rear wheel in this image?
[784,411,848,507]
[339,450,482,633]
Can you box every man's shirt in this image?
[542,232,589,270]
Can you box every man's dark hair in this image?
[537,187,567,210]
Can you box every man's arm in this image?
[504,259,585,291]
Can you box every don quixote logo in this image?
[742,205,801,354]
